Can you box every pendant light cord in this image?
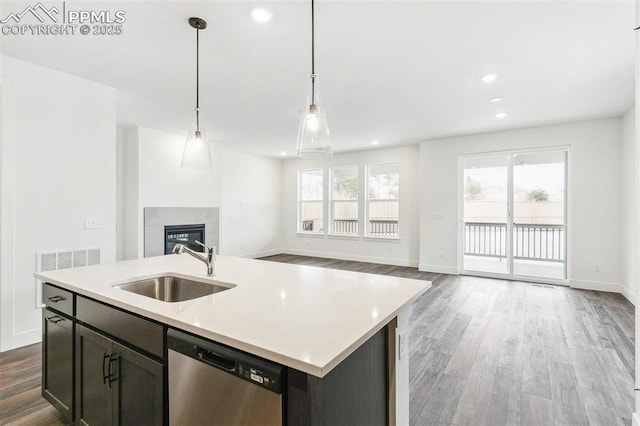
[196,25,200,133]
[310,0,316,104]
[311,0,315,75]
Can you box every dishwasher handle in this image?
[197,347,236,371]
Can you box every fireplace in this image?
[144,207,219,258]
[164,224,205,255]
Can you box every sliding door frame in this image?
[457,146,570,285]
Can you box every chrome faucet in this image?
[172,240,216,276]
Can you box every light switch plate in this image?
[398,331,406,360]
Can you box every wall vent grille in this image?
[35,247,101,308]
[530,283,555,289]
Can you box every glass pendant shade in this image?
[181,120,213,170]
[296,75,332,159]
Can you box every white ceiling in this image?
[1,1,636,158]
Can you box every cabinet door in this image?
[76,324,164,426]
[113,342,163,426]
[76,325,113,426]
[42,308,74,422]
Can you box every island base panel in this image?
[287,323,391,426]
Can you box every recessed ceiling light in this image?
[280,151,287,156]
[371,140,380,145]
[495,112,507,119]
[251,8,273,23]
[481,73,497,83]
[490,97,502,103]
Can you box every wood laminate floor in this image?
[262,254,635,426]
[0,254,634,425]
[0,342,65,425]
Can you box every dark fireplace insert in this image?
[165,224,205,255]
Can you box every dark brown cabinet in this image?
[75,324,163,426]
[42,283,165,426]
[42,282,391,426]
[42,307,74,422]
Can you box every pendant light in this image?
[181,17,213,170]
[296,0,332,159]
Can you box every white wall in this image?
[221,148,282,257]
[0,56,116,351]
[120,126,281,260]
[281,145,420,267]
[420,118,625,293]
[622,107,637,303]
[116,128,125,261]
[121,127,139,260]
[634,2,639,423]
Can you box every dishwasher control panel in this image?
[238,364,280,393]
[168,328,283,394]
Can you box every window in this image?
[298,169,324,233]
[297,163,401,238]
[366,163,399,237]
[330,166,358,235]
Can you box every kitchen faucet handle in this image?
[194,240,210,251]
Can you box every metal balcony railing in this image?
[464,222,565,262]
[368,220,398,236]
[333,219,358,234]
[331,219,398,236]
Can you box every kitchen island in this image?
[36,254,430,425]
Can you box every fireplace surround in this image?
[144,207,219,258]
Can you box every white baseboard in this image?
[16,329,41,347]
[282,248,419,268]
[632,412,640,426]
[1,328,41,352]
[418,263,459,275]
[241,250,635,303]
[569,279,625,295]
[621,286,636,306]
[242,249,283,259]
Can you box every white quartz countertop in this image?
[35,255,430,377]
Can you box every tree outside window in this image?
[330,166,358,235]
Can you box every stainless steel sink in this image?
[114,275,234,302]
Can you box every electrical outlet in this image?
[84,217,103,229]
[594,263,601,272]
[438,251,444,259]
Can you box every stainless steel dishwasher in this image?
[167,329,283,426]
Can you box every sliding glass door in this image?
[512,151,566,279]
[461,149,567,281]
[462,155,510,275]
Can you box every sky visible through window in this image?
[465,162,565,202]
[368,164,399,200]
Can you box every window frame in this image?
[365,162,400,239]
